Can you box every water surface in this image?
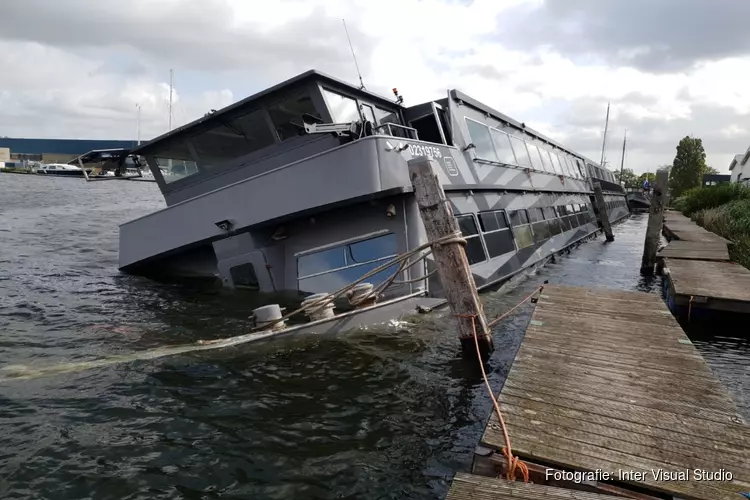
[0,173,747,499]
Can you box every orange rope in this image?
[469,315,529,482]
[488,286,544,328]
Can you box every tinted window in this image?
[299,261,400,294]
[465,237,487,265]
[479,212,500,232]
[532,221,550,243]
[509,136,532,167]
[513,226,534,249]
[489,129,517,165]
[348,233,398,263]
[527,208,544,223]
[485,230,515,258]
[456,215,479,236]
[155,156,199,184]
[190,110,276,166]
[567,215,579,228]
[268,93,321,141]
[465,119,498,162]
[548,218,562,235]
[526,144,545,171]
[298,247,346,277]
[576,159,586,177]
[557,205,567,216]
[230,263,259,289]
[510,210,529,226]
[323,89,361,123]
[542,206,557,220]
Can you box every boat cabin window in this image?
[296,233,399,294]
[374,107,401,126]
[410,113,445,145]
[465,118,498,162]
[508,136,532,169]
[268,93,321,141]
[576,159,586,178]
[455,214,487,265]
[230,263,259,289]
[361,104,377,124]
[545,206,562,236]
[526,144,545,172]
[478,210,516,258]
[509,210,534,249]
[489,129,517,165]
[189,109,277,167]
[322,89,361,123]
[529,207,550,243]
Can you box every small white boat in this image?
[36,163,87,177]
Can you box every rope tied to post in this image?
[455,286,545,484]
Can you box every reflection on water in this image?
[0,174,747,500]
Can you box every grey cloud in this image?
[492,0,750,72]
[0,0,374,77]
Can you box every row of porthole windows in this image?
[457,203,596,266]
[464,117,587,179]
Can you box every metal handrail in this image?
[374,123,419,140]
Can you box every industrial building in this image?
[0,137,138,165]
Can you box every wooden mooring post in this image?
[408,156,494,359]
[592,181,614,242]
[641,167,669,275]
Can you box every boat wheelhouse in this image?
[120,69,627,299]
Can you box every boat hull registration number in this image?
[408,144,442,158]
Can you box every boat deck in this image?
[445,473,622,500]
[476,285,750,500]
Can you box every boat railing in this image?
[373,123,419,140]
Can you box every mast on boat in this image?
[600,102,610,167]
[136,103,142,146]
[168,69,174,132]
[619,130,627,186]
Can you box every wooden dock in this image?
[659,211,750,313]
[449,285,750,500]
[446,473,623,500]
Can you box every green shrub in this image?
[690,199,750,269]
[674,184,750,216]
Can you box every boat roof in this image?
[131,70,402,156]
[68,148,132,165]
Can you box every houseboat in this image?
[119,70,627,307]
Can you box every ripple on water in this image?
[0,175,747,499]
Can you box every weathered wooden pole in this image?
[408,156,494,359]
[593,181,615,242]
[641,167,669,275]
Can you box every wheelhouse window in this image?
[456,214,487,265]
[268,93,321,141]
[509,209,534,249]
[151,139,199,183]
[478,210,515,258]
[465,118,498,162]
[374,107,401,125]
[189,108,277,167]
[361,104,377,124]
[322,89,361,123]
[508,136,532,168]
[489,128,517,165]
[297,233,399,294]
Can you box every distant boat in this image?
[36,163,87,177]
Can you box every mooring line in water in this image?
[0,233,466,383]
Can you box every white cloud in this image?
[1,0,749,173]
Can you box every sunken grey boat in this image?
[119,70,627,316]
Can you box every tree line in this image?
[613,136,718,196]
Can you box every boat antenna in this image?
[342,19,365,90]
[168,69,174,132]
[600,102,610,166]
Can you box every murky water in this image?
[1,173,747,499]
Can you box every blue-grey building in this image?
[0,137,138,163]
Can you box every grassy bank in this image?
[672,184,750,268]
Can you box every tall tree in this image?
[669,136,707,197]
[614,167,638,187]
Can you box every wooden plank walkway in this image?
[656,240,730,261]
[665,259,750,312]
[477,285,750,500]
[663,211,732,244]
[446,473,622,500]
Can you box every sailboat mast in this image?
[600,102,610,167]
[168,69,174,132]
[619,130,627,184]
[136,103,142,146]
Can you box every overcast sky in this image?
[1,0,747,173]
